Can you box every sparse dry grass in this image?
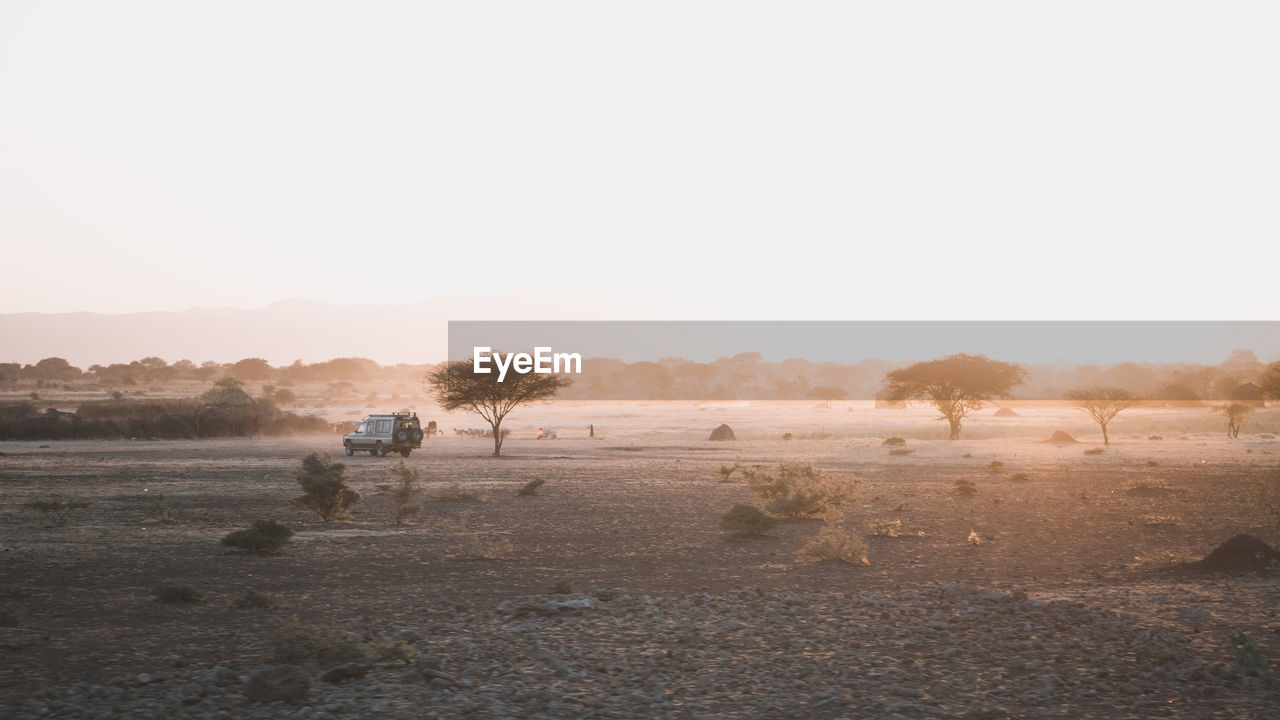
[1125,477,1170,493]
[796,527,868,565]
[1138,514,1180,526]
[867,519,923,538]
[426,485,489,503]
[744,462,856,519]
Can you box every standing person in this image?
[588,423,594,438]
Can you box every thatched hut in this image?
[1231,383,1265,408]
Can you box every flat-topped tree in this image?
[427,358,573,456]
[1065,385,1140,445]
[882,354,1026,440]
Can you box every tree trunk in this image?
[1101,421,1110,445]
[492,421,503,456]
[947,416,962,440]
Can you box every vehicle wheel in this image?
[399,449,411,458]
[375,442,386,458]
[411,429,424,442]
[344,442,353,457]
[396,429,410,443]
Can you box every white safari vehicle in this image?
[343,412,424,458]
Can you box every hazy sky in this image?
[2,3,1278,318]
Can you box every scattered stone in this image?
[708,424,736,441]
[198,666,239,687]
[244,665,310,702]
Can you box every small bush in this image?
[986,461,1004,471]
[719,503,780,538]
[550,580,574,595]
[867,519,923,538]
[426,485,488,503]
[292,452,361,521]
[782,432,793,440]
[222,520,293,553]
[1146,460,1159,467]
[153,583,203,604]
[1009,472,1031,482]
[954,479,978,496]
[744,463,856,519]
[233,589,273,609]
[1083,447,1105,455]
[0,602,28,627]
[888,448,914,456]
[23,495,89,527]
[1149,435,1163,441]
[386,462,424,525]
[1125,477,1169,493]
[714,463,741,482]
[882,437,907,446]
[443,512,513,559]
[518,479,546,496]
[1229,630,1268,677]
[271,616,365,665]
[142,497,184,524]
[796,527,868,565]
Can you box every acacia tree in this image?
[1259,361,1280,405]
[882,354,1026,440]
[427,358,573,456]
[1065,385,1140,445]
[1213,402,1254,439]
[806,386,849,408]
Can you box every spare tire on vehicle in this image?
[411,428,424,442]
[396,429,410,443]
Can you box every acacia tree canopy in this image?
[882,354,1026,440]
[427,358,573,456]
[1064,385,1140,445]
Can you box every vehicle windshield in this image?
[356,422,367,433]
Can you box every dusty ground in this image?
[1,403,1278,718]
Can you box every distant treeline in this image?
[2,348,1276,402]
[0,356,429,387]
[0,398,328,440]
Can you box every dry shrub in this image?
[1125,477,1170,493]
[867,519,923,538]
[888,448,914,456]
[23,495,89,527]
[426,485,488,503]
[142,497,184,524]
[714,463,741,482]
[270,616,364,665]
[967,529,983,545]
[719,503,779,538]
[744,463,855,519]
[882,437,907,446]
[518,479,546,496]
[1083,447,1105,455]
[386,462,423,525]
[954,479,978,496]
[986,461,1004,471]
[443,512,513,559]
[796,527,868,565]
[1009,472,1031,482]
[222,520,293,553]
[292,452,361,521]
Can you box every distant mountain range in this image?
[0,288,679,367]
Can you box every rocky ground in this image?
[5,581,1278,720]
